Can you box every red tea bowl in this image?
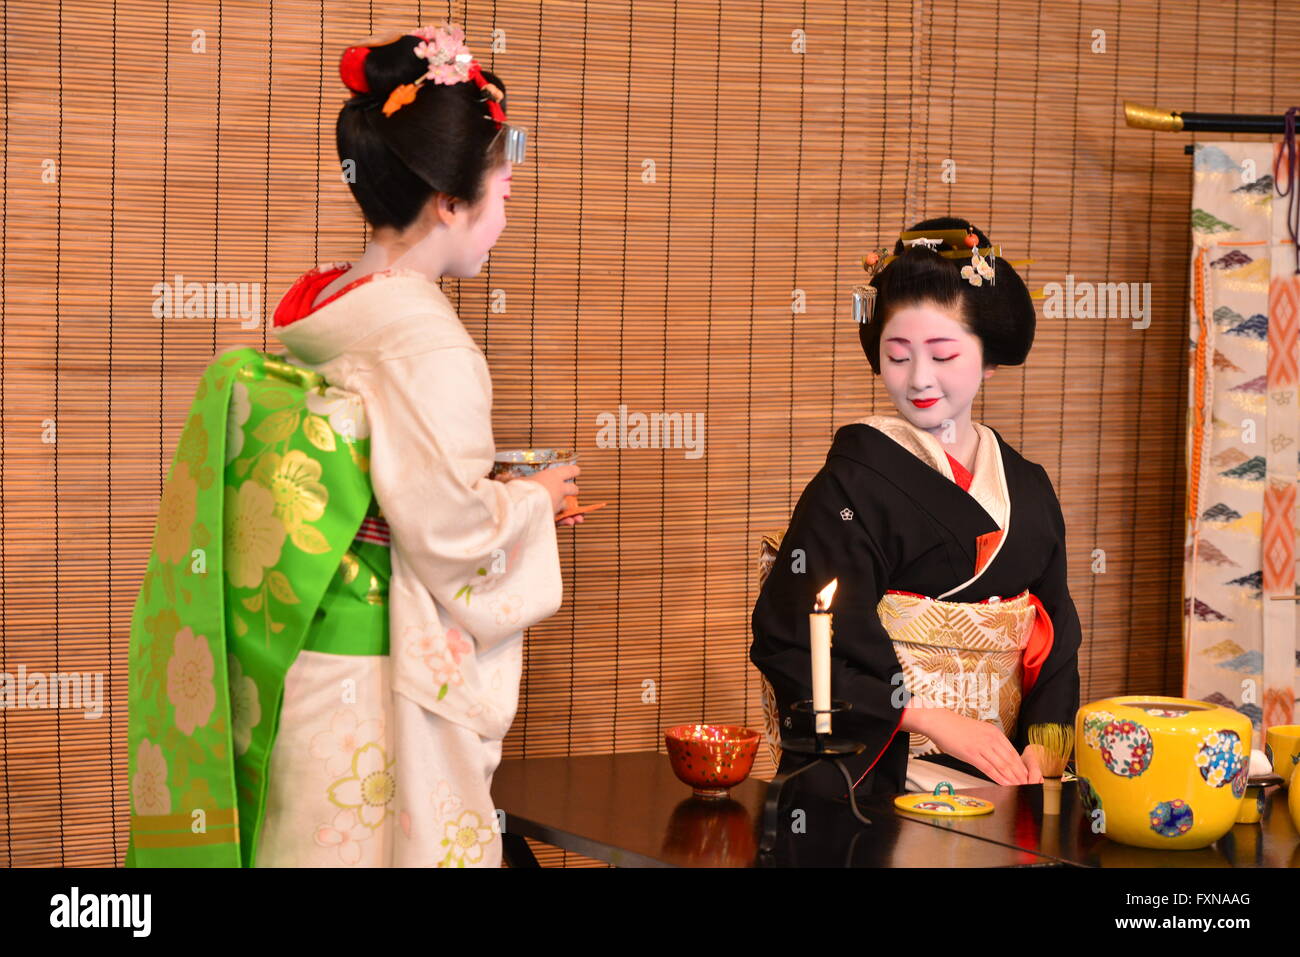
[664,724,761,799]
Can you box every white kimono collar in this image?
[272,265,469,367]
[856,414,1013,597]
[855,413,1009,532]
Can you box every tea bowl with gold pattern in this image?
[664,725,760,799]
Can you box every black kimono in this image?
[750,418,1082,795]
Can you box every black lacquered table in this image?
[492,751,1300,867]
[492,751,1054,866]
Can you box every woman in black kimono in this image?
[751,216,1082,797]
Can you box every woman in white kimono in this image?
[127,24,580,869]
[751,217,1082,800]
[256,26,584,868]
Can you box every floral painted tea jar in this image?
[1075,695,1251,850]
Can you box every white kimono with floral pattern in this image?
[253,266,562,867]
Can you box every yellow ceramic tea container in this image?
[1290,763,1300,832]
[1265,724,1300,787]
[1234,781,1268,824]
[1075,695,1251,850]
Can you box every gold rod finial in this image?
[1124,100,1184,132]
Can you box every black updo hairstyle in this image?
[859,216,1035,374]
[336,33,508,230]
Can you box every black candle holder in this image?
[758,699,873,862]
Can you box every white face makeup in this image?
[879,302,992,438]
[387,162,512,279]
[447,163,511,277]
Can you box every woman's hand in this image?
[1020,743,1044,784]
[518,463,580,515]
[903,705,1031,786]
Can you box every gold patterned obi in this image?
[877,588,1038,756]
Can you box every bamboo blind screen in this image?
[2,0,1297,867]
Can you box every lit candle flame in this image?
[814,579,838,612]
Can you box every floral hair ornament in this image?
[852,247,889,324]
[412,23,475,83]
[369,23,527,163]
[958,226,995,286]
[378,24,473,116]
[961,246,996,287]
[870,228,1025,275]
[851,228,1032,324]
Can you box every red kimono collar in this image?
[272,262,387,328]
[946,452,973,491]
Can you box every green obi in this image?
[126,348,390,867]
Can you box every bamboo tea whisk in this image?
[1028,722,1075,816]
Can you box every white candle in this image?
[811,579,838,734]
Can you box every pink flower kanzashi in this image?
[413,24,472,85]
[410,24,443,42]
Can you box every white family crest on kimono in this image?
[253,266,563,867]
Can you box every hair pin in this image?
[501,124,527,164]
[851,284,878,325]
[364,22,509,131]
[961,246,996,287]
[860,248,888,283]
